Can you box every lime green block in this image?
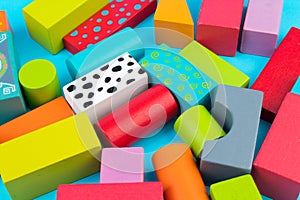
[23,0,109,54]
[180,40,250,88]
[210,174,262,200]
[0,113,101,200]
[174,105,226,157]
[19,59,61,109]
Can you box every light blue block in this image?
[138,45,217,112]
[0,31,26,125]
[66,28,145,79]
[298,193,300,200]
[291,76,300,95]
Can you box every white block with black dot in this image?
[63,52,148,124]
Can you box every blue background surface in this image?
[1,0,300,199]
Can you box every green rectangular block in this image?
[0,113,101,200]
[210,174,262,200]
[23,0,109,54]
[180,40,250,88]
[0,31,26,125]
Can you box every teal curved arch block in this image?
[66,28,145,79]
[139,47,217,112]
[200,85,263,185]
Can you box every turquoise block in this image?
[291,76,300,95]
[66,28,145,79]
[0,31,26,125]
[139,45,217,112]
[298,193,300,200]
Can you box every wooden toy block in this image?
[0,96,73,143]
[291,76,300,95]
[139,46,217,112]
[200,85,263,185]
[64,0,157,54]
[210,174,262,200]
[66,27,144,79]
[19,59,61,109]
[0,113,101,200]
[154,0,194,48]
[0,31,26,125]
[96,84,178,147]
[100,147,144,183]
[251,27,300,122]
[174,105,225,157]
[57,182,163,200]
[0,11,10,32]
[180,40,250,87]
[22,0,109,54]
[240,0,283,57]
[196,0,244,56]
[63,52,148,124]
[252,92,300,200]
[152,143,209,200]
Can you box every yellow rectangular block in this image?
[0,112,101,200]
[22,0,109,54]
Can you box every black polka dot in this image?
[101,64,109,71]
[82,82,93,89]
[88,92,94,98]
[74,93,83,99]
[98,87,103,92]
[116,78,121,82]
[118,57,124,62]
[105,77,111,83]
[128,54,132,58]
[83,101,93,108]
[126,79,135,85]
[127,62,134,66]
[107,87,117,93]
[138,69,145,74]
[93,74,100,79]
[67,85,76,92]
[128,69,133,73]
[112,65,122,72]
[81,77,87,81]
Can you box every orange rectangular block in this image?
[0,96,74,143]
[0,11,10,32]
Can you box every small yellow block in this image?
[0,112,101,200]
[154,0,194,48]
[22,0,109,54]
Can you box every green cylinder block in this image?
[174,105,226,157]
[19,59,61,109]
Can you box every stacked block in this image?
[180,40,250,87]
[63,52,148,124]
[100,147,144,183]
[97,84,178,147]
[66,27,144,79]
[0,113,101,200]
[240,0,284,57]
[0,30,26,125]
[252,92,300,200]
[200,85,263,184]
[18,59,61,109]
[154,0,194,48]
[0,97,73,143]
[251,27,300,122]
[23,0,109,54]
[210,175,262,200]
[139,46,217,112]
[64,0,157,54]
[174,105,226,157]
[57,182,163,200]
[197,0,244,56]
[152,143,209,200]
[0,11,10,32]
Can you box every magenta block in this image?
[100,147,144,183]
[240,0,284,57]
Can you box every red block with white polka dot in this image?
[63,0,157,54]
